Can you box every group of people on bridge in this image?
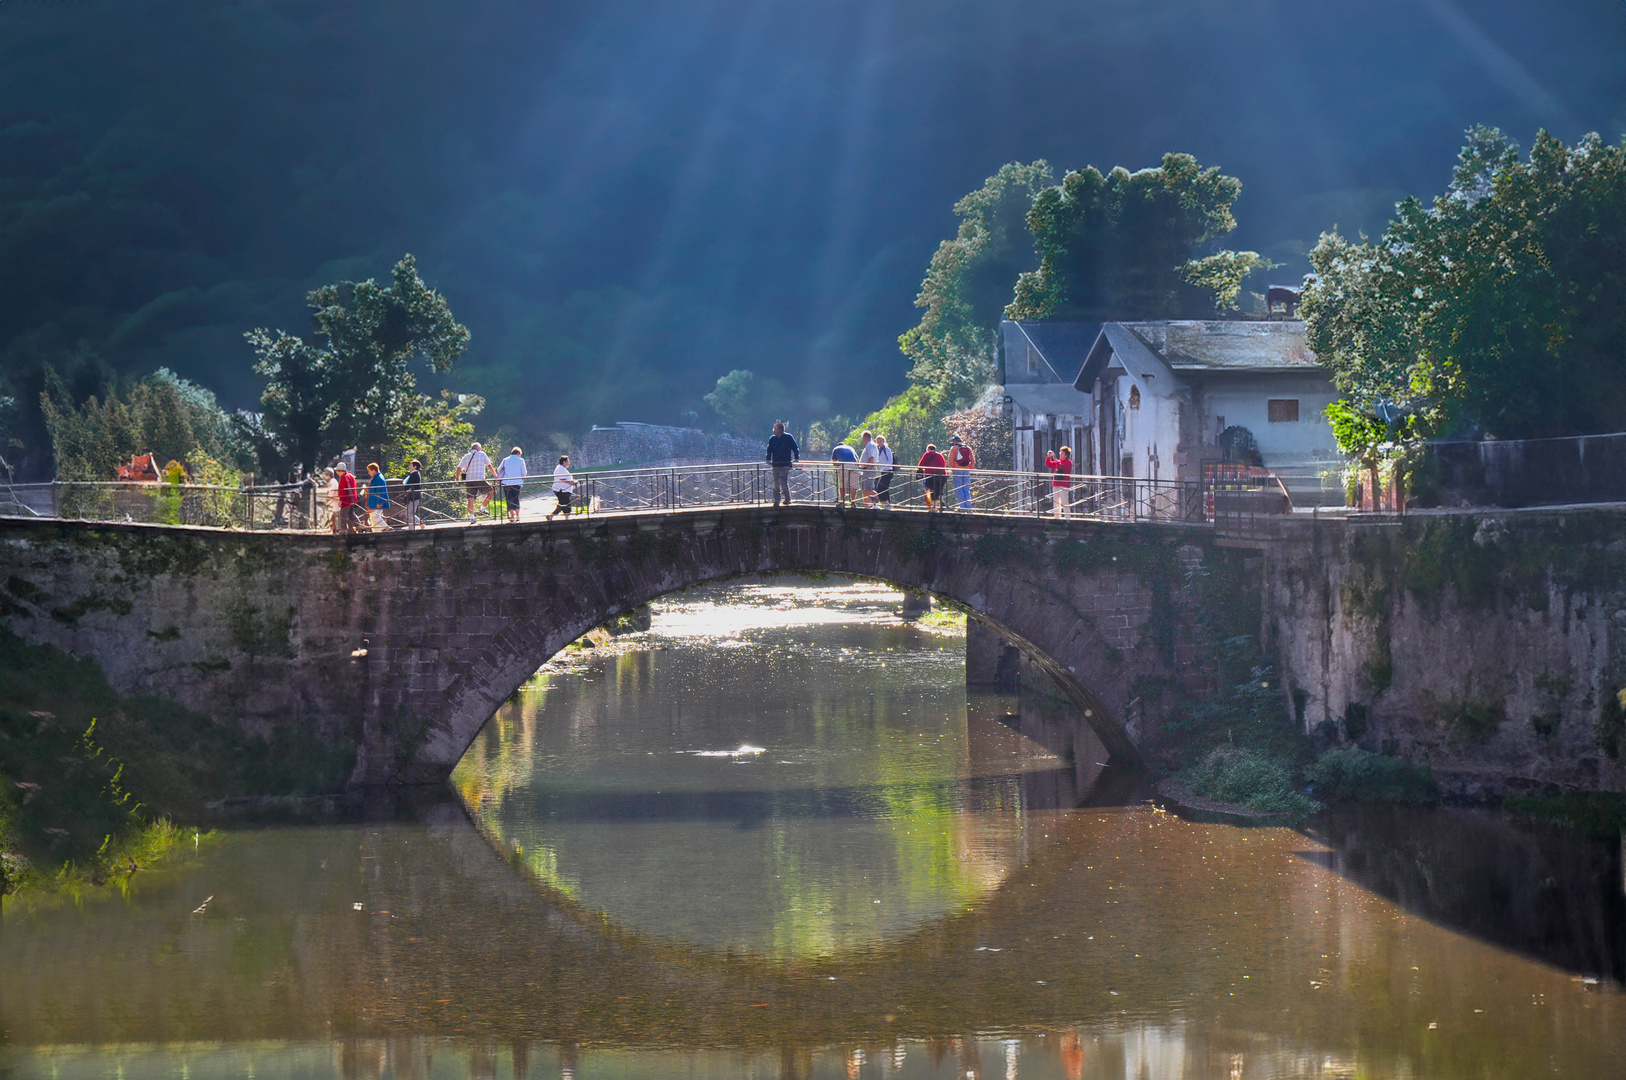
[323,444,577,533]
[318,422,1084,532]
[766,422,1078,517]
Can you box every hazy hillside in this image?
[2,0,1623,473]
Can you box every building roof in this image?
[1006,383,1090,420]
[1005,321,1102,384]
[1074,320,1319,391]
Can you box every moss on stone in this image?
[970,533,1026,567]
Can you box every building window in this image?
[1267,399,1300,423]
[1128,385,1141,410]
[1026,344,1037,375]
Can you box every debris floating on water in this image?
[690,745,766,757]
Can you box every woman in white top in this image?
[872,436,896,508]
[548,455,575,519]
[325,469,341,533]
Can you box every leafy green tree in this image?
[386,390,487,481]
[1007,153,1263,321]
[244,330,331,479]
[900,161,1052,407]
[247,254,471,476]
[703,368,791,437]
[1305,127,1626,447]
[40,368,251,481]
[1179,251,1278,311]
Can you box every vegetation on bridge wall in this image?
[0,627,352,898]
[1329,513,1626,763]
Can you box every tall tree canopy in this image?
[1007,153,1263,321]
[40,368,251,482]
[899,161,1052,407]
[1304,128,1626,449]
[247,255,470,477]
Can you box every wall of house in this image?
[1187,372,1340,470]
[1113,375,1182,482]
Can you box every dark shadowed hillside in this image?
[2,0,1623,474]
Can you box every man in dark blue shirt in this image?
[766,421,799,507]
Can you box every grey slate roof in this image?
[1074,320,1319,390]
[1006,321,1102,384]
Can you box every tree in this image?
[703,368,791,437]
[386,390,486,481]
[900,161,1052,407]
[40,367,252,481]
[1304,127,1626,448]
[247,254,471,477]
[1007,153,1263,321]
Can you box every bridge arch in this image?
[383,506,1218,785]
[409,561,1135,785]
[0,509,1227,789]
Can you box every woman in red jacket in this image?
[335,462,361,533]
[916,444,948,510]
[1044,446,1073,519]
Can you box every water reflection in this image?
[451,579,1066,957]
[4,579,1626,1079]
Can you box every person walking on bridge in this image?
[948,434,974,510]
[496,446,526,523]
[458,442,495,522]
[1045,446,1074,519]
[917,444,947,511]
[858,430,882,507]
[548,454,575,518]
[830,439,861,508]
[335,462,359,533]
[766,421,799,507]
[872,435,895,508]
[325,467,341,533]
[402,459,423,529]
[365,462,391,531]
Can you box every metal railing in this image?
[0,462,1268,533]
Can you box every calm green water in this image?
[3,579,1625,1079]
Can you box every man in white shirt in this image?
[858,430,881,508]
[548,454,575,519]
[495,446,527,522]
[457,442,496,522]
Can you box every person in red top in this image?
[917,444,948,510]
[1044,446,1073,519]
[335,461,361,533]
[948,434,975,510]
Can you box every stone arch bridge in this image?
[0,509,1248,787]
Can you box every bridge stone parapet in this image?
[0,509,1236,787]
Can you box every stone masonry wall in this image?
[0,512,1228,788]
[1262,507,1626,798]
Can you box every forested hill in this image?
[3,0,1623,476]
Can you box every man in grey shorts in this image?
[457,442,495,522]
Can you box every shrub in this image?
[1305,746,1437,804]
[1181,746,1320,817]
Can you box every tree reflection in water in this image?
[4,580,1625,1079]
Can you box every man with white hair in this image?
[457,442,495,522]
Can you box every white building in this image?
[1000,321,1097,476]
[1076,320,1341,505]
[1000,319,1343,506]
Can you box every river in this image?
[3,578,1624,1078]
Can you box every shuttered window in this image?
[1267,399,1300,423]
